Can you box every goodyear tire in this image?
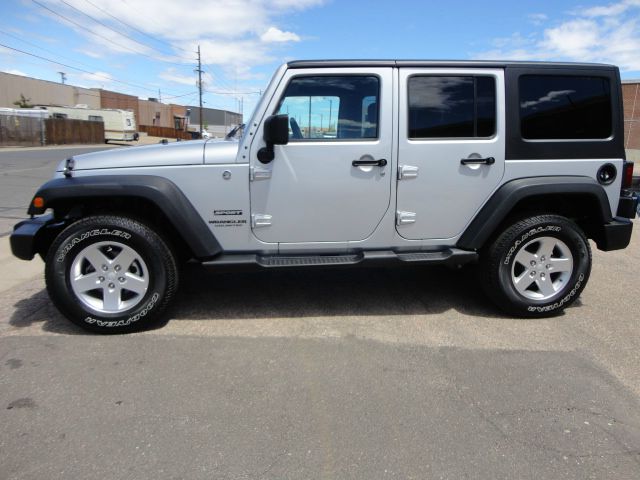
[45,215,178,333]
[481,215,591,317]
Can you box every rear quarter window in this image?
[519,75,612,140]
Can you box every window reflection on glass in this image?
[276,76,379,141]
[278,96,340,139]
[408,76,496,139]
[519,75,611,140]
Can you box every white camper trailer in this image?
[39,105,138,143]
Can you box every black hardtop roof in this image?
[287,59,617,70]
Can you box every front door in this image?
[249,68,393,244]
[396,68,506,240]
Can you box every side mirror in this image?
[258,114,289,163]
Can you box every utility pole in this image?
[158,89,161,103]
[58,71,66,84]
[196,45,204,136]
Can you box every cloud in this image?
[6,69,27,76]
[528,13,548,25]
[474,0,640,72]
[260,27,301,43]
[34,0,323,77]
[581,0,640,17]
[64,71,117,89]
[77,71,114,85]
[520,90,576,109]
[159,68,212,87]
[75,48,103,59]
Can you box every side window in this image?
[52,113,67,119]
[519,75,612,140]
[408,76,496,139]
[88,115,103,122]
[276,76,379,141]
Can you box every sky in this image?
[1,0,640,120]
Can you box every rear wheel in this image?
[45,215,178,333]
[481,215,591,317]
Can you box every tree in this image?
[13,94,33,108]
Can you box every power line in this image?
[0,71,194,103]
[31,0,188,67]
[82,0,192,56]
[118,0,189,51]
[0,28,107,73]
[0,41,179,95]
[202,67,236,93]
[164,90,199,100]
[61,0,191,64]
[205,89,263,95]
[60,0,158,55]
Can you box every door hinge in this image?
[249,166,271,181]
[398,165,419,180]
[251,213,272,228]
[396,211,416,225]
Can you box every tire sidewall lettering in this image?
[84,292,160,328]
[527,273,584,313]
[57,229,131,263]
[503,226,562,266]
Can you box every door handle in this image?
[460,157,495,165]
[352,158,387,167]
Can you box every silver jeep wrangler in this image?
[11,60,638,333]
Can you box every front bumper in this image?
[10,214,56,260]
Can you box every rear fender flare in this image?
[457,176,613,250]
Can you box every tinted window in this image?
[408,76,496,138]
[276,76,379,140]
[519,75,612,139]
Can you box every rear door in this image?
[396,68,505,240]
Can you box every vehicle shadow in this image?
[170,264,500,320]
[9,264,566,335]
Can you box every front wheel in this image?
[481,215,592,317]
[45,215,178,333]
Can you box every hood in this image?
[56,139,239,171]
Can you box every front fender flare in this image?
[29,175,222,259]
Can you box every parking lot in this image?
[1,146,639,479]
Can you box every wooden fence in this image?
[138,124,193,140]
[0,115,44,146]
[45,118,105,145]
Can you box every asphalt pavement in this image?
[1,145,640,479]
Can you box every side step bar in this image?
[201,248,477,269]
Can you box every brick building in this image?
[99,90,139,124]
[622,80,640,162]
[0,71,240,136]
